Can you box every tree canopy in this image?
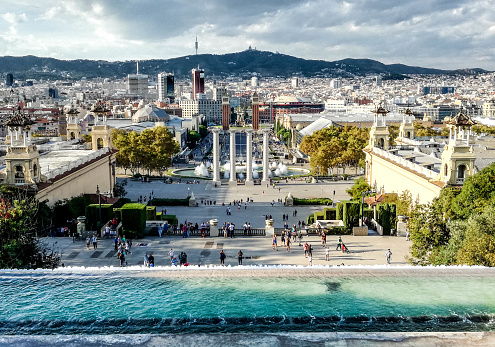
[299,125,368,174]
[111,127,180,176]
[408,163,495,266]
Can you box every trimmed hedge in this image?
[377,203,397,235]
[314,211,325,220]
[161,214,178,225]
[148,197,190,206]
[342,201,361,233]
[307,214,315,225]
[146,206,156,221]
[293,198,333,205]
[324,207,336,220]
[85,204,113,230]
[336,203,344,220]
[363,208,374,220]
[121,203,146,239]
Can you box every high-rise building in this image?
[192,67,205,100]
[213,84,226,102]
[252,93,259,131]
[330,79,342,89]
[127,74,148,96]
[291,77,299,88]
[222,95,230,130]
[251,76,259,87]
[158,72,175,102]
[6,74,13,87]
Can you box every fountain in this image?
[194,163,210,177]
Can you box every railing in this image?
[371,218,383,236]
[373,147,438,179]
[217,228,266,237]
[165,229,211,237]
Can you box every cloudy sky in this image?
[0,0,494,70]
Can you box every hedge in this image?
[342,201,361,233]
[307,214,315,225]
[148,197,190,206]
[293,198,333,205]
[120,203,146,239]
[377,203,397,235]
[146,206,156,221]
[336,203,344,220]
[85,204,113,230]
[324,226,348,235]
[161,214,178,225]
[324,207,336,220]
[314,211,325,220]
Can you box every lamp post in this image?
[187,187,190,197]
[96,185,102,232]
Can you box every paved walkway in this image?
[46,232,410,268]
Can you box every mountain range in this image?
[0,50,488,80]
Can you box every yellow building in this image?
[1,105,116,206]
[364,109,487,205]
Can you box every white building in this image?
[127,74,148,96]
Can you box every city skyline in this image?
[0,1,494,71]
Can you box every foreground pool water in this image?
[1,271,494,334]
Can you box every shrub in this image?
[377,203,397,235]
[161,214,178,225]
[307,214,315,225]
[120,203,146,239]
[314,211,325,220]
[85,204,113,230]
[324,207,336,220]
[325,226,348,235]
[342,201,361,233]
[294,198,333,205]
[146,206,157,220]
[336,203,344,220]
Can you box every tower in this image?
[158,72,175,103]
[90,101,112,149]
[195,35,198,55]
[397,108,415,142]
[222,95,230,131]
[192,67,205,100]
[6,73,13,87]
[367,105,390,150]
[3,106,41,185]
[439,111,476,185]
[252,92,260,131]
[65,106,81,141]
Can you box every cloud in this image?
[0,0,494,69]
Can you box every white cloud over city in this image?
[0,0,494,70]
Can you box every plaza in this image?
[47,176,411,268]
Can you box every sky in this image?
[0,0,494,70]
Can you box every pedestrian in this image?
[308,255,312,266]
[386,249,392,264]
[286,237,291,253]
[169,248,174,260]
[118,252,125,267]
[272,234,278,250]
[148,253,154,267]
[92,234,98,249]
[220,250,226,265]
[238,250,243,265]
[158,225,163,238]
[86,237,90,250]
[336,236,342,250]
[325,246,330,261]
[406,231,410,241]
[304,242,309,257]
[144,253,149,267]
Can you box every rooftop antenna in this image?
[195,34,198,55]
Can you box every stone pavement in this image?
[45,232,411,268]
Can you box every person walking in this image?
[238,250,243,265]
[168,249,174,260]
[386,249,392,264]
[220,250,226,265]
[272,234,278,250]
[92,234,98,249]
[86,237,90,250]
[336,236,342,250]
[286,236,291,253]
[325,246,330,261]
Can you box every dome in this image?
[132,104,169,123]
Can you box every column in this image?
[245,129,254,185]
[261,129,270,185]
[229,129,237,186]
[212,128,221,186]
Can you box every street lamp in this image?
[96,185,102,233]
[187,187,190,197]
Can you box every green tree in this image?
[0,190,60,269]
[346,177,372,200]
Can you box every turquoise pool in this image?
[1,271,494,334]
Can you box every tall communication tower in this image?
[195,35,198,55]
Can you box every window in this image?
[457,164,466,179]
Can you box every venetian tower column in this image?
[245,129,254,186]
[212,128,221,187]
[261,128,270,185]
[229,129,237,186]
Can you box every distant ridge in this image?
[0,50,488,80]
